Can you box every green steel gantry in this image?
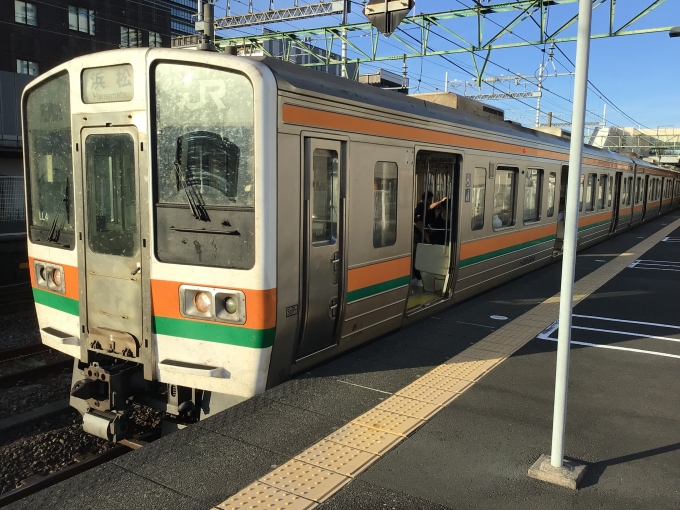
[217,0,675,83]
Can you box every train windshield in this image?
[154,63,254,209]
[153,63,256,269]
[24,72,74,248]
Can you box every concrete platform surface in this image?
[7,214,680,510]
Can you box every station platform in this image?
[9,214,680,510]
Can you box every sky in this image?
[212,0,680,131]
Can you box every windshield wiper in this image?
[47,178,70,244]
[173,159,210,222]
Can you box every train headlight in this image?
[51,268,63,287]
[193,291,212,314]
[224,297,238,314]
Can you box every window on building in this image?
[149,31,162,47]
[523,168,542,223]
[15,1,37,26]
[373,162,398,248]
[471,167,486,231]
[16,59,39,76]
[546,172,556,217]
[69,6,95,35]
[121,26,142,47]
[493,167,517,230]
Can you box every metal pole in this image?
[341,2,348,78]
[534,61,544,127]
[445,71,449,92]
[550,0,593,469]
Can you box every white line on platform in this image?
[571,325,680,343]
[572,314,680,330]
[539,336,680,360]
[456,320,496,330]
[335,379,393,395]
[628,259,680,271]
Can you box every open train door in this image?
[407,150,460,311]
[610,172,622,233]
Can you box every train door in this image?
[81,127,143,357]
[610,172,622,233]
[642,175,650,220]
[553,165,568,254]
[297,138,346,358]
[408,150,460,311]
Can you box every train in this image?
[22,48,680,441]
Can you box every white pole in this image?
[445,71,449,92]
[535,62,544,127]
[550,0,593,469]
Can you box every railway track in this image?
[0,282,33,315]
[0,435,155,507]
[0,344,71,389]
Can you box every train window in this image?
[607,175,613,207]
[373,161,398,248]
[154,63,254,208]
[471,167,486,231]
[546,173,556,217]
[312,149,339,244]
[627,178,632,205]
[24,72,75,249]
[598,175,607,210]
[85,134,137,257]
[493,167,517,230]
[585,174,596,212]
[153,63,255,270]
[523,169,542,223]
[635,177,641,203]
[579,175,584,211]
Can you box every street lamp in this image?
[670,26,680,38]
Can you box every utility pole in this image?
[528,0,592,489]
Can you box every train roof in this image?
[252,56,634,167]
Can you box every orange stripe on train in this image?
[578,211,611,228]
[150,280,276,330]
[347,256,411,292]
[283,104,629,171]
[28,257,79,300]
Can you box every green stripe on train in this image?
[347,275,411,303]
[152,316,275,349]
[32,287,79,316]
[460,234,555,268]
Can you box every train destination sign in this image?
[82,64,134,103]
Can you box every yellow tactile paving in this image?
[325,423,404,456]
[295,440,379,477]
[351,408,423,437]
[259,460,351,503]
[414,373,473,393]
[375,395,441,420]
[216,482,317,510]
[214,218,680,509]
[395,383,460,407]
